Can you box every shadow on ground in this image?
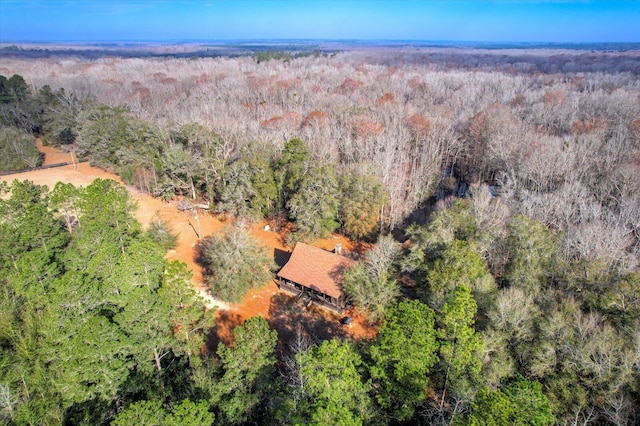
[274,248,291,268]
[268,292,349,356]
[208,310,244,352]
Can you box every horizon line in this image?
[3,39,640,46]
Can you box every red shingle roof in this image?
[276,242,356,299]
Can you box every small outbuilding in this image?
[276,242,356,313]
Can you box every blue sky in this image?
[1,1,638,43]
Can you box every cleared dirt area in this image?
[37,138,75,165]
[2,142,378,353]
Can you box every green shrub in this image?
[0,127,42,171]
[195,223,273,302]
[147,214,178,250]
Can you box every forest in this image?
[1,45,639,425]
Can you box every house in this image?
[276,242,356,313]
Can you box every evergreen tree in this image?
[338,169,387,240]
[369,300,439,421]
[463,376,554,426]
[426,239,496,319]
[438,286,484,402]
[217,140,277,219]
[296,339,372,425]
[277,138,310,207]
[287,165,339,240]
[214,317,278,424]
[504,215,561,297]
[160,261,213,367]
[217,160,258,218]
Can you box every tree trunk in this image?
[154,348,162,372]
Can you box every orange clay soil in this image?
[37,138,76,166]
[2,141,378,354]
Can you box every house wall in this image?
[277,278,344,313]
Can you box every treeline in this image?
[373,48,640,75]
[3,43,640,74]
[251,49,325,64]
[0,43,326,61]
